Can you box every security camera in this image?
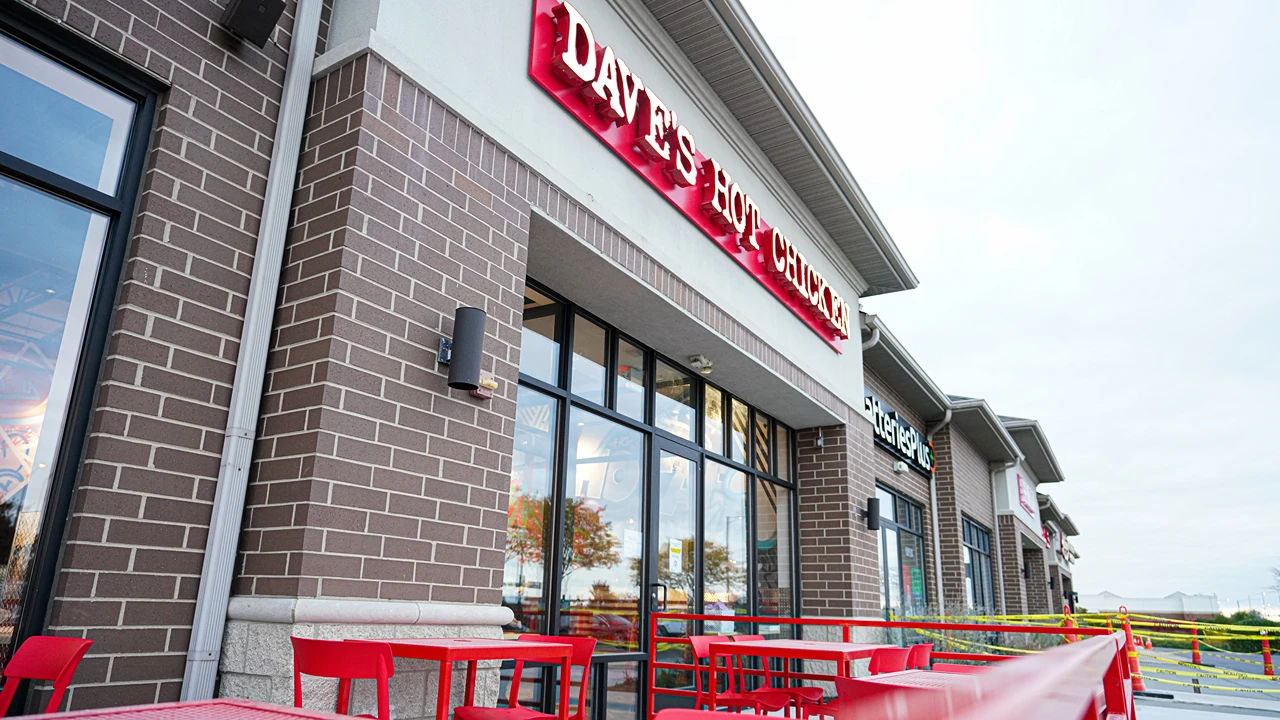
[689,354,713,375]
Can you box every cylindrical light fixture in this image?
[447,307,487,391]
[866,497,880,531]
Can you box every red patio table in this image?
[23,697,352,720]
[361,637,573,720]
[706,639,892,709]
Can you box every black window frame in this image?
[962,516,995,615]
[0,2,163,677]
[875,483,928,615]
[509,279,801,720]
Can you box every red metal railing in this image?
[645,612,1131,720]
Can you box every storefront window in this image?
[702,386,723,454]
[570,315,607,405]
[756,481,793,618]
[729,399,749,464]
[963,517,995,613]
[521,287,561,385]
[0,30,147,662]
[654,361,694,442]
[0,34,135,193]
[614,339,645,422]
[775,422,791,483]
[505,386,558,635]
[561,407,643,651]
[704,460,749,635]
[752,412,771,473]
[512,281,799,720]
[876,485,928,615]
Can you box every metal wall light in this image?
[438,307,487,391]
[862,497,881,531]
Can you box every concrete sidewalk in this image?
[1139,691,1280,718]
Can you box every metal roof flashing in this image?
[946,395,1021,463]
[861,315,948,420]
[1001,416,1066,484]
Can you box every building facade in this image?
[0,0,1080,715]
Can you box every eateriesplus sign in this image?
[529,0,852,350]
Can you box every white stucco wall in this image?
[995,462,1042,536]
[323,0,869,414]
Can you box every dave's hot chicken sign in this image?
[529,0,853,351]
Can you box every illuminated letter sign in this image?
[863,390,934,476]
[529,0,852,351]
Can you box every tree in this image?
[505,496,620,576]
[629,539,743,596]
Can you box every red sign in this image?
[1016,472,1036,516]
[528,0,852,351]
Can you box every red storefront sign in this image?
[528,0,852,351]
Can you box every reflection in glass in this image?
[900,533,927,612]
[729,400,749,464]
[561,407,643,652]
[775,421,791,481]
[876,487,894,520]
[0,176,107,660]
[654,361,694,441]
[703,386,723,455]
[756,481,793,618]
[0,35,136,193]
[503,386,558,637]
[654,451,696,689]
[978,553,994,614]
[964,547,976,610]
[521,287,560,384]
[615,339,646,422]
[882,527,901,611]
[753,412,771,473]
[604,662,640,720]
[703,459,748,635]
[570,315,607,404]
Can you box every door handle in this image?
[650,583,668,612]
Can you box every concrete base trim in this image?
[226,597,514,626]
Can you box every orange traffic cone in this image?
[1121,610,1147,692]
[1144,636,1153,650]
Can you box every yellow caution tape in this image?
[912,628,1040,655]
[1140,676,1280,694]
[1142,665,1280,682]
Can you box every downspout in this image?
[180,0,325,700]
[861,318,881,351]
[990,459,1018,616]
[925,410,950,616]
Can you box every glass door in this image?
[649,440,699,708]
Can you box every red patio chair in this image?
[731,634,824,711]
[905,643,933,670]
[932,663,990,674]
[0,635,93,715]
[654,711,729,720]
[454,635,596,720]
[688,635,790,714]
[291,636,394,720]
[867,647,911,675]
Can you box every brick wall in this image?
[1049,564,1064,614]
[932,426,996,613]
[996,514,1025,615]
[232,51,528,603]
[14,0,329,709]
[796,422,880,617]
[861,371,938,610]
[1023,545,1051,614]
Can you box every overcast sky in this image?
[740,0,1280,611]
